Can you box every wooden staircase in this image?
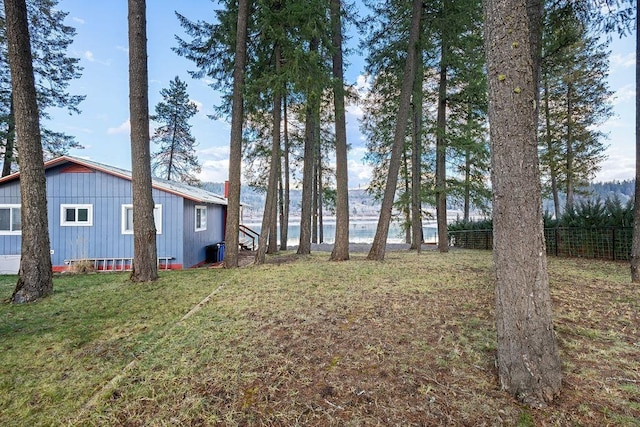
[239,224,259,251]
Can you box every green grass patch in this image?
[0,250,638,426]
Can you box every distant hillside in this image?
[588,179,634,202]
[200,183,382,219]
[202,179,635,220]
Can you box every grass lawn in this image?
[0,250,638,426]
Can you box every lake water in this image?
[242,219,439,247]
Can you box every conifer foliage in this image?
[151,76,201,184]
[0,0,84,175]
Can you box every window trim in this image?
[121,204,162,235]
[60,204,93,227]
[195,205,207,232]
[0,204,21,235]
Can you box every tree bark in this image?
[435,37,449,253]
[279,94,290,251]
[5,0,54,303]
[543,75,561,220]
[403,150,411,244]
[312,131,319,244]
[329,0,350,261]
[484,0,562,405]
[631,3,640,282]
[224,0,249,268]
[255,42,281,265]
[297,39,319,255]
[565,82,574,211]
[367,0,422,261]
[128,0,158,282]
[410,45,423,252]
[2,94,16,177]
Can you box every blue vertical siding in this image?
[0,160,227,271]
[45,165,186,268]
[182,201,226,268]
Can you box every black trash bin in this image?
[205,244,218,263]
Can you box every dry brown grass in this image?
[1,249,638,426]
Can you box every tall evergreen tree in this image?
[4,0,53,303]
[367,0,422,261]
[224,0,250,269]
[484,0,562,405]
[0,0,84,174]
[539,9,612,215]
[632,3,640,282]
[151,76,201,184]
[128,0,158,282]
[329,0,349,261]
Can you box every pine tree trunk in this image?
[312,130,319,244]
[297,39,318,255]
[268,106,279,255]
[410,49,423,252]
[435,42,449,253]
[403,151,411,244]
[631,4,640,282]
[565,82,574,211]
[278,149,285,249]
[464,148,471,222]
[280,95,290,251]
[329,0,350,261]
[128,0,158,282]
[318,141,324,244]
[367,0,422,261]
[484,0,562,405]
[2,95,16,177]
[255,42,281,265]
[5,0,53,303]
[543,76,561,220]
[224,0,249,268]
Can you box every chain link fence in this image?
[449,227,633,261]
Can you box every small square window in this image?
[195,206,207,231]
[61,204,93,226]
[0,205,21,234]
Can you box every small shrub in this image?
[70,259,95,274]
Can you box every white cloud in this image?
[84,50,111,66]
[595,153,635,182]
[355,74,371,92]
[198,145,230,159]
[347,159,373,188]
[198,159,229,182]
[72,17,85,25]
[346,104,364,119]
[67,126,93,134]
[610,52,635,69]
[610,83,636,105]
[107,119,130,135]
[116,46,129,54]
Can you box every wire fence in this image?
[449,227,634,261]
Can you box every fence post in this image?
[612,227,616,261]
[555,228,559,257]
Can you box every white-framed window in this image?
[195,205,207,232]
[121,204,162,235]
[61,204,93,226]
[0,205,21,234]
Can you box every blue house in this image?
[0,156,228,272]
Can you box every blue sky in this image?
[50,0,636,188]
